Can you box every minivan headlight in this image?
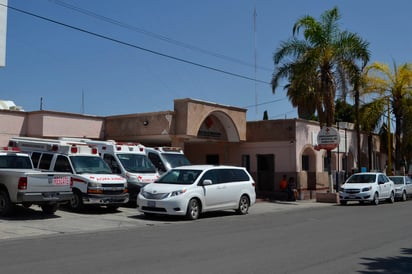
[170,189,187,197]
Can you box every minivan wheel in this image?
[372,192,379,205]
[186,199,200,220]
[236,195,250,215]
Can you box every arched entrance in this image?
[196,111,240,142]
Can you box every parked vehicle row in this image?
[339,172,399,205]
[3,136,258,221]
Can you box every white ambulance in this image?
[146,147,191,174]
[60,138,159,202]
[8,137,129,211]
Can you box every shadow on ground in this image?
[358,247,412,274]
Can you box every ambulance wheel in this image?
[70,189,84,211]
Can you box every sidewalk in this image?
[0,200,335,241]
[251,198,335,215]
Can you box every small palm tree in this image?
[364,61,412,171]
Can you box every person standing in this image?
[287,177,297,201]
[280,175,288,192]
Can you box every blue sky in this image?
[1,1,411,121]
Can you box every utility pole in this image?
[253,6,258,120]
[387,97,392,175]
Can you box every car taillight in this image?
[18,177,28,190]
[252,181,256,188]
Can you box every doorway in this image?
[257,154,275,192]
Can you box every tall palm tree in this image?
[272,7,369,128]
[364,61,412,171]
[271,7,370,177]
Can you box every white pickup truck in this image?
[0,147,72,216]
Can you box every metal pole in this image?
[337,125,340,192]
[345,128,348,179]
[387,97,392,175]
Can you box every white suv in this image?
[137,165,256,220]
[339,172,395,205]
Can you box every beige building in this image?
[0,98,386,200]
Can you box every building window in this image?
[241,155,250,171]
[302,155,309,171]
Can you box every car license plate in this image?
[148,201,156,207]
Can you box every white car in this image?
[137,165,256,220]
[339,172,395,205]
[389,176,412,201]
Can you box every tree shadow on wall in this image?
[358,248,412,274]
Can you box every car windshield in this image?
[346,174,376,184]
[389,177,404,184]
[156,169,202,185]
[117,153,157,173]
[70,155,113,174]
[162,153,191,168]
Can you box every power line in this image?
[242,98,287,109]
[50,0,273,72]
[4,3,271,85]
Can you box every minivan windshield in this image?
[163,153,191,168]
[70,155,113,174]
[117,153,157,173]
[156,169,202,185]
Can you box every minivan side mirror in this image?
[202,179,213,186]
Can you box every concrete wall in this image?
[104,111,175,145]
[0,110,27,145]
[26,111,104,139]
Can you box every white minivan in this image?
[137,165,256,220]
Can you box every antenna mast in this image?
[254,7,258,120]
[82,89,84,114]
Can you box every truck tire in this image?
[0,190,13,217]
[41,203,59,214]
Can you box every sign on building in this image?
[316,126,340,150]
